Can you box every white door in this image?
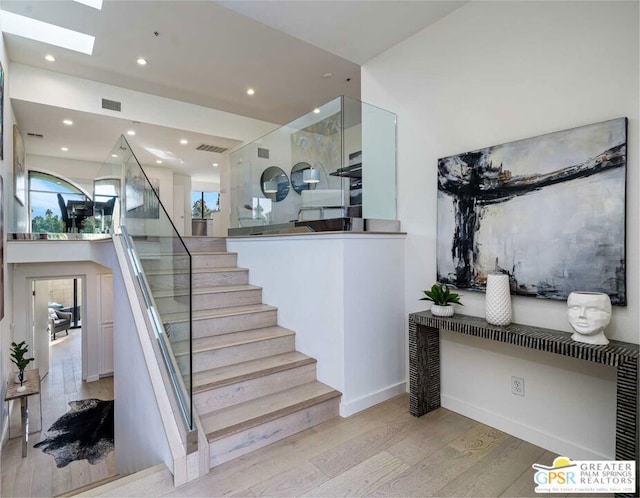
[33,280,50,379]
[173,183,185,235]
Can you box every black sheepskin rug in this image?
[34,398,114,468]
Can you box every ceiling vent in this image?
[27,132,44,139]
[102,98,122,112]
[196,143,228,153]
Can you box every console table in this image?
[4,368,42,457]
[409,312,639,492]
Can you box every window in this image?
[29,171,90,233]
[191,191,219,219]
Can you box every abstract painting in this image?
[13,125,25,206]
[437,118,626,305]
[0,176,4,320]
[0,61,4,160]
[125,175,160,218]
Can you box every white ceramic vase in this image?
[431,304,454,317]
[485,273,512,326]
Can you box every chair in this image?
[298,190,346,221]
[57,193,73,232]
[237,205,267,227]
[48,309,72,340]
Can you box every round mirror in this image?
[290,162,316,194]
[260,166,290,201]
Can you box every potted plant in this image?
[10,341,34,392]
[420,284,463,317]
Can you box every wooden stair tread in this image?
[145,266,247,276]
[62,464,170,497]
[201,381,341,441]
[192,351,315,393]
[172,326,295,356]
[139,251,237,257]
[163,303,276,323]
[153,284,261,299]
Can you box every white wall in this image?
[228,233,406,416]
[362,1,639,459]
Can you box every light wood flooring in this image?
[2,328,598,498]
[1,328,116,497]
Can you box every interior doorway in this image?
[30,277,85,382]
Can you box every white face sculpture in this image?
[567,292,612,336]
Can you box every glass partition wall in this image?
[229,96,398,234]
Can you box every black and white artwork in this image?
[125,175,160,218]
[437,118,627,305]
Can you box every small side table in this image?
[5,368,42,457]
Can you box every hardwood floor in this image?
[2,328,595,497]
[1,328,116,497]
[158,396,574,498]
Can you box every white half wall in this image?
[228,233,406,417]
[362,0,639,459]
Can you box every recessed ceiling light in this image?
[323,73,333,79]
[313,108,320,114]
[60,147,69,151]
[136,57,147,66]
[180,139,188,145]
[127,130,136,136]
[156,160,162,164]
[111,154,118,158]
[213,163,219,167]
[63,119,73,125]
[45,54,56,62]
[247,88,255,96]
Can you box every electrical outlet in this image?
[511,376,525,396]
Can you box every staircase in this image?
[139,236,341,468]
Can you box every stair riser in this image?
[195,363,317,414]
[155,288,262,313]
[209,398,340,467]
[177,237,227,253]
[169,310,278,341]
[140,253,238,272]
[178,335,296,373]
[147,270,249,291]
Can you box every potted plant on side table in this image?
[420,284,463,317]
[10,341,34,392]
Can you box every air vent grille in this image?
[27,133,44,139]
[102,98,122,112]
[257,147,269,159]
[196,143,228,153]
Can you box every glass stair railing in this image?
[104,136,194,431]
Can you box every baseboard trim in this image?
[340,381,406,417]
[442,394,612,460]
[86,374,100,382]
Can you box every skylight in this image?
[73,0,103,10]
[0,10,95,55]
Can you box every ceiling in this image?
[2,0,465,184]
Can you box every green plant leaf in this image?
[419,283,463,306]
